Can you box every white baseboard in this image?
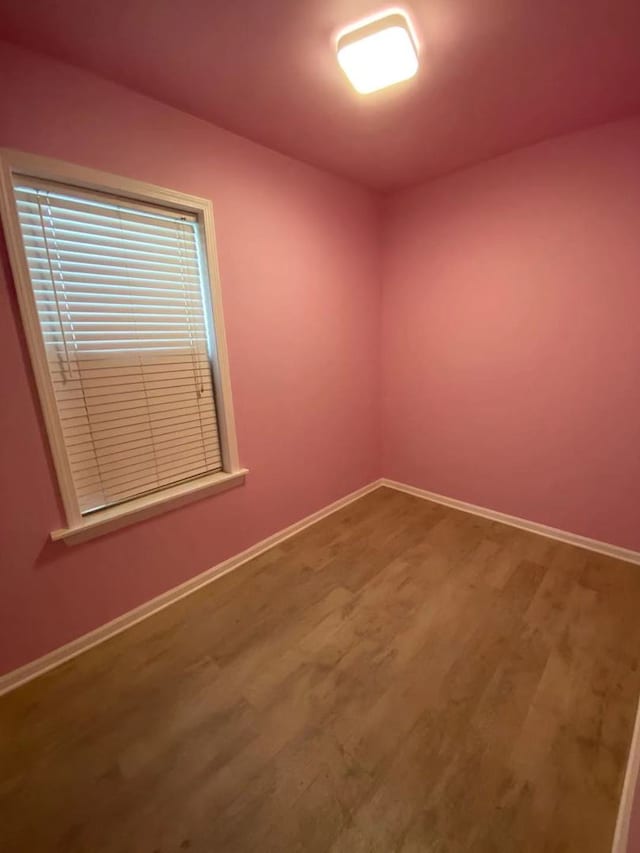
[0,479,383,696]
[613,692,640,853]
[381,479,640,567]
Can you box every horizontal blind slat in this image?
[48,357,212,378]
[67,418,218,451]
[70,437,221,469]
[56,385,214,409]
[79,459,222,501]
[15,189,197,229]
[25,237,199,263]
[60,396,215,425]
[63,407,217,438]
[35,301,206,318]
[29,266,201,286]
[22,233,199,261]
[20,224,200,255]
[33,284,204,301]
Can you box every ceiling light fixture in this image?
[336,10,419,95]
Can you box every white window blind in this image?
[15,178,223,515]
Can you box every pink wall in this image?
[2,34,640,853]
[381,117,640,553]
[0,41,382,676]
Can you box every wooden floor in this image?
[2,487,640,853]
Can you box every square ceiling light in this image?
[337,11,419,95]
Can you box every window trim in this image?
[0,149,246,544]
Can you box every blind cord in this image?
[36,192,73,382]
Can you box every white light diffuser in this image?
[337,12,418,94]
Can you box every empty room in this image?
[1,1,640,851]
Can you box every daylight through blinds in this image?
[15,179,222,514]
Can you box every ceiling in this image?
[1,0,640,190]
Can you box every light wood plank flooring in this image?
[2,487,640,852]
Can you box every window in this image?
[0,151,245,543]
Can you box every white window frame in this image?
[0,149,246,544]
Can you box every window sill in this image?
[51,468,248,545]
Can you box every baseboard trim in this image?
[381,479,640,567]
[0,479,383,696]
[613,692,640,853]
